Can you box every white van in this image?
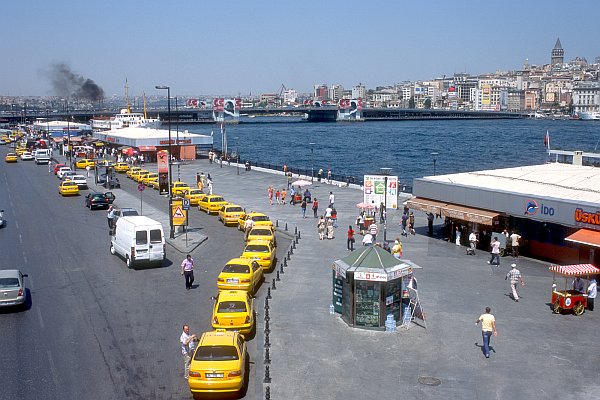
[110,216,165,268]
[34,148,51,164]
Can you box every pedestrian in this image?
[196,172,201,187]
[328,191,335,207]
[380,202,386,223]
[331,207,338,228]
[324,204,333,220]
[573,276,585,292]
[357,212,365,235]
[505,263,525,302]
[281,188,287,204]
[392,238,403,259]
[408,212,416,235]
[468,231,478,255]
[587,278,597,311]
[318,168,323,182]
[300,199,307,218]
[326,218,334,239]
[401,212,408,237]
[362,232,374,246]
[180,324,197,379]
[312,198,319,218]
[283,163,287,173]
[347,225,355,251]
[275,189,281,205]
[317,217,326,240]
[369,222,378,241]
[207,179,213,195]
[286,171,292,189]
[180,254,195,290]
[510,231,521,257]
[327,168,332,183]
[488,237,501,266]
[244,217,255,241]
[107,206,115,231]
[85,165,91,178]
[455,226,461,246]
[475,307,497,358]
[48,160,52,173]
[427,212,434,236]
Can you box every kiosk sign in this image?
[363,175,399,209]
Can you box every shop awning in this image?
[549,264,600,276]
[565,229,600,248]
[405,197,499,225]
[138,146,156,152]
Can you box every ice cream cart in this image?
[549,263,599,316]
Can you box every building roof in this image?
[553,37,562,50]
[422,163,600,204]
[93,127,213,147]
[98,127,205,140]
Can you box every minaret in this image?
[551,38,564,66]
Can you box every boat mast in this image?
[125,78,131,113]
[143,92,148,119]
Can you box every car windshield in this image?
[217,301,247,313]
[244,245,269,253]
[223,264,250,274]
[194,345,239,361]
[0,278,19,288]
[250,229,272,236]
[92,194,105,199]
[252,215,270,222]
[210,197,225,202]
[227,207,243,212]
[189,190,202,195]
[122,210,139,216]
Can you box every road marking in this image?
[15,220,19,229]
[47,350,61,392]
[27,273,34,290]
[19,234,23,244]
[37,306,45,329]
[23,254,27,264]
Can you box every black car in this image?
[85,192,111,210]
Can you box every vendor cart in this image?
[549,263,599,315]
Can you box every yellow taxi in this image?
[75,158,96,169]
[133,170,150,183]
[129,169,148,182]
[114,162,130,173]
[126,166,142,178]
[247,227,277,247]
[172,181,191,196]
[237,212,274,231]
[15,147,26,156]
[217,258,263,294]
[188,329,247,395]
[142,172,158,185]
[218,204,245,226]
[147,177,160,190]
[184,189,205,206]
[5,153,18,163]
[211,290,255,335]
[198,194,228,215]
[240,239,276,271]
[58,180,79,196]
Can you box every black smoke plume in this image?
[48,63,105,101]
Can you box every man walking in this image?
[468,231,478,255]
[587,277,597,311]
[180,254,195,290]
[328,191,335,207]
[369,222,378,242]
[505,263,525,302]
[426,212,434,236]
[244,217,255,241]
[401,212,408,237]
[312,198,319,218]
[509,231,521,257]
[487,236,501,266]
[180,324,197,379]
[475,307,497,358]
[107,206,115,231]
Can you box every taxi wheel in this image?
[573,302,585,316]
[110,244,116,255]
[552,300,561,314]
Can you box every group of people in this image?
[196,172,213,194]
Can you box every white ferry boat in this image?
[91,109,161,130]
[578,111,600,120]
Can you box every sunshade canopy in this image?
[549,264,600,276]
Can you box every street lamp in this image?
[155,85,174,239]
[380,167,392,242]
[431,152,439,176]
[234,137,240,175]
[309,142,315,182]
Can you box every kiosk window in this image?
[354,280,380,327]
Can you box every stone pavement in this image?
[54,154,600,399]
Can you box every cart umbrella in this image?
[549,264,600,276]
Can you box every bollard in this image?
[263,365,272,383]
[283,257,287,267]
[264,330,271,348]
[267,287,272,300]
[298,230,301,240]
[264,347,271,364]
[272,278,277,290]
[264,297,270,310]
[276,219,279,228]
[264,310,270,322]
[286,250,291,260]
[291,241,295,251]
[280,263,284,274]
[264,319,270,334]
[276,270,280,281]
[285,223,288,231]
[295,226,298,235]
[295,235,299,245]
[265,386,271,399]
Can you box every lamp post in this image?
[234,136,240,175]
[309,142,315,182]
[155,85,174,239]
[431,152,439,176]
[67,100,72,168]
[380,167,392,242]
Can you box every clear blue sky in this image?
[2,0,599,97]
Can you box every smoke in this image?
[47,63,105,101]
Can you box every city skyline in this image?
[2,0,600,97]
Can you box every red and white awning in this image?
[549,264,600,276]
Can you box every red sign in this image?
[187,99,199,107]
[575,208,600,226]
[213,98,224,111]
[235,98,242,110]
[157,150,169,174]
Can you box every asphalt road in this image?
[0,148,284,399]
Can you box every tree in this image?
[424,98,432,109]
[408,96,416,109]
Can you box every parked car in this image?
[20,151,34,160]
[70,174,88,189]
[0,269,28,309]
[53,163,66,174]
[113,207,139,223]
[61,171,77,181]
[59,180,80,196]
[85,192,110,209]
[56,167,73,179]
[211,290,255,335]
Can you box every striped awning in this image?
[549,264,600,276]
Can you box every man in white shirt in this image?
[509,232,521,257]
[587,278,597,311]
[487,237,500,266]
[328,191,335,207]
[180,325,197,379]
[362,233,373,246]
[468,231,478,255]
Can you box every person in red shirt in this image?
[347,225,355,251]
